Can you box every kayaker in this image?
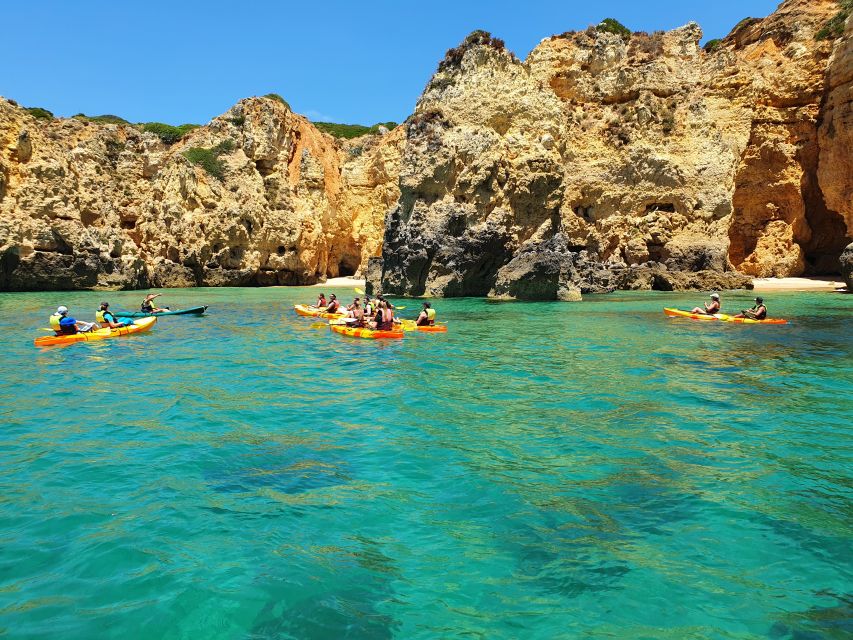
[325,294,340,314]
[371,300,394,330]
[49,306,96,335]
[734,297,767,320]
[690,293,720,315]
[416,302,436,326]
[141,293,168,313]
[315,293,327,308]
[346,297,360,312]
[347,299,365,327]
[363,296,374,316]
[95,302,126,329]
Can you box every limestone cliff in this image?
[0,97,401,290]
[375,0,852,299]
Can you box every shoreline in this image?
[751,276,847,292]
[312,277,366,288]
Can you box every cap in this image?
[100,301,109,307]
[755,296,763,303]
[710,293,720,299]
[57,306,68,315]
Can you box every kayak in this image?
[330,324,404,339]
[294,304,346,319]
[34,317,157,347]
[663,308,788,325]
[114,305,208,318]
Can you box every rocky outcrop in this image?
[373,0,852,299]
[0,96,401,290]
[841,242,853,289]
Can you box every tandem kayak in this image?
[114,305,208,318]
[34,317,157,347]
[330,324,404,339]
[663,308,788,325]
[294,304,346,319]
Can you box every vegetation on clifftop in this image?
[73,113,131,125]
[703,39,723,53]
[263,93,291,110]
[439,30,510,72]
[816,0,853,40]
[25,107,54,120]
[142,122,200,144]
[596,18,632,41]
[313,121,398,139]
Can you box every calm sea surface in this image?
[0,287,851,639]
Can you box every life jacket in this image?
[425,308,436,323]
[141,301,153,312]
[327,301,339,313]
[49,313,63,334]
[753,305,767,319]
[59,316,78,335]
[97,310,119,325]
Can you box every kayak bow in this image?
[330,324,404,339]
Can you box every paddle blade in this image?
[355,287,365,295]
[310,322,328,329]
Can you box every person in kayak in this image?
[325,294,340,314]
[141,293,168,313]
[690,293,720,315]
[370,300,394,330]
[96,302,127,329]
[315,293,327,309]
[347,299,365,327]
[415,302,436,326]
[363,296,374,316]
[734,297,767,320]
[50,306,96,335]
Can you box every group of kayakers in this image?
[312,293,437,329]
[48,294,167,335]
[690,293,767,320]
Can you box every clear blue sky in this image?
[4,0,781,126]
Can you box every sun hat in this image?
[57,306,68,315]
[710,293,720,299]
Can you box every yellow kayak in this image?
[663,308,788,325]
[34,317,157,347]
[294,304,346,320]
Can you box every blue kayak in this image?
[115,305,208,318]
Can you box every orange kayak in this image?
[663,308,788,325]
[34,317,157,347]
[294,304,346,319]
[330,324,404,339]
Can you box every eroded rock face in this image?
[0,96,401,290]
[841,242,853,289]
[374,0,851,298]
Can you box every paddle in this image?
[354,287,365,295]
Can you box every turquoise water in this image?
[0,288,851,639]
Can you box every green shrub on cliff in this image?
[816,0,853,40]
[142,122,200,144]
[703,39,723,53]
[313,121,398,139]
[439,30,510,72]
[25,107,54,120]
[183,139,235,180]
[263,93,291,110]
[596,18,632,41]
[74,113,131,125]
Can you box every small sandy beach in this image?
[752,276,847,292]
[312,277,366,288]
